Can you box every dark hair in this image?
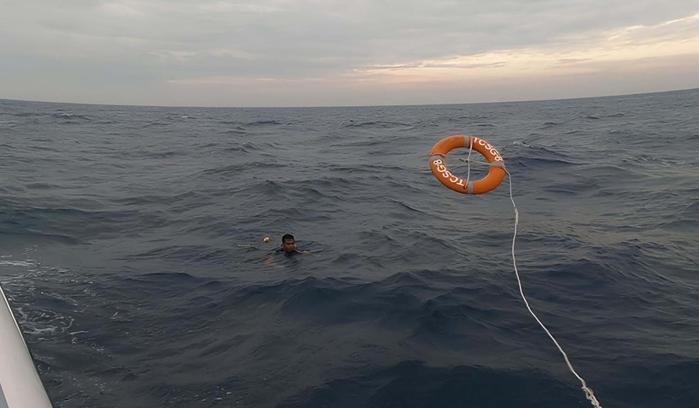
[281,233,295,242]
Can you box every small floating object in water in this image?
[263,236,271,243]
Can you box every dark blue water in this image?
[1,89,698,408]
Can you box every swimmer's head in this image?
[281,233,296,253]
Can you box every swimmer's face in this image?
[281,239,296,253]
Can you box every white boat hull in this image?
[0,285,52,408]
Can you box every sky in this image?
[1,0,698,107]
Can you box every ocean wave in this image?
[127,245,231,264]
[279,361,580,408]
[51,112,91,121]
[222,126,247,135]
[342,120,411,129]
[0,201,168,243]
[246,120,283,126]
[11,111,45,118]
[506,141,579,166]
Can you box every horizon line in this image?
[2,86,697,110]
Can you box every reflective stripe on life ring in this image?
[429,134,506,194]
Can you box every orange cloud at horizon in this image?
[350,12,699,85]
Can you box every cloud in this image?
[1,1,698,105]
[349,12,699,82]
[100,2,147,18]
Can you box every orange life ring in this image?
[429,134,506,194]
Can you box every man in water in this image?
[277,233,301,255]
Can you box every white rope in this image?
[462,140,602,407]
[465,136,473,188]
[505,169,602,408]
